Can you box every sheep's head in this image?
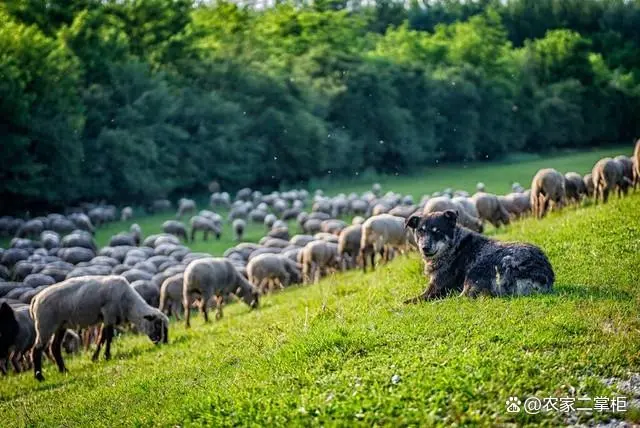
[238,286,260,310]
[141,312,169,344]
[0,303,19,358]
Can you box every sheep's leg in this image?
[541,197,550,218]
[51,328,68,372]
[103,325,114,360]
[92,325,107,362]
[184,295,192,328]
[215,296,224,320]
[603,188,609,203]
[370,250,376,271]
[361,251,367,273]
[200,299,209,323]
[32,344,46,382]
[82,329,91,352]
[203,230,208,241]
[11,352,23,373]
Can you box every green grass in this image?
[1,192,639,426]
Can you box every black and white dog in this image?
[404,210,555,302]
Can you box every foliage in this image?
[2,0,640,213]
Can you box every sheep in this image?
[0,303,36,374]
[40,231,60,250]
[530,168,566,218]
[233,219,246,242]
[109,232,137,247]
[249,209,267,224]
[303,218,322,235]
[68,213,95,234]
[247,254,302,292]
[61,231,97,251]
[350,199,369,216]
[162,220,189,243]
[372,183,382,197]
[359,214,409,273]
[190,216,221,242]
[228,205,250,221]
[58,247,96,264]
[337,225,362,271]
[281,208,301,221]
[236,188,253,202]
[16,219,45,239]
[583,173,595,198]
[131,280,160,308]
[29,275,169,381]
[267,227,290,241]
[476,182,486,193]
[301,241,340,284]
[321,219,348,235]
[289,234,315,247]
[352,216,365,225]
[634,139,640,189]
[159,274,184,320]
[388,205,418,219]
[182,258,259,327]
[498,193,531,219]
[130,223,142,246]
[260,237,290,248]
[471,192,510,228]
[210,192,230,209]
[121,207,133,221]
[451,197,479,219]
[592,158,629,204]
[564,172,587,204]
[176,198,197,219]
[423,197,483,233]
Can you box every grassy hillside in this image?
[1,193,639,426]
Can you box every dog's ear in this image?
[443,210,458,226]
[405,215,420,230]
[0,302,15,322]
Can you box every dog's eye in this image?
[431,227,439,233]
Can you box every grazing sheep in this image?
[359,214,409,273]
[130,223,142,246]
[176,198,197,219]
[190,216,221,242]
[16,219,45,239]
[321,219,347,235]
[592,158,629,204]
[582,173,595,198]
[131,280,160,308]
[30,275,169,381]
[267,227,290,241]
[281,208,301,221]
[233,219,246,242]
[388,205,418,219]
[530,168,565,218]
[471,193,510,228]
[301,241,340,284]
[423,197,483,233]
[499,193,531,219]
[289,234,315,247]
[121,207,133,222]
[182,258,259,327]
[404,210,554,301]
[247,254,302,292]
[162,220,189,243]
[303,218,322,235]
[372,183,382,197]
[249,209,267,224]
[109,233,137,247]
[159,274,184,320]
[41,231,60,250]
[338,225,362,271]
[260,237,290,249]
[564,172,586,204]
[476,182,486,193]
[451,197,479,219]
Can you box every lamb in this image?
[423,197,483,233]
[247,254,302,292]
[182,258,259,327]
[337,225,362,271]
[564,172,586,204]
[471,192,510,228]
[359,214,409,273]
[233,219,246,242]
[530,168,565,218]
[29,275,169,381]
[159,274,185,319]
[592,158,629,204]
[404,210,554,301]
[302,241,341,284]
[176,198,197,219]
[190,216,221,242]
[121,207,133,221]
[162,220,189,242]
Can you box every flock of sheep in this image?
[0,142,638,382]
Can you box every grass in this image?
[1,194,639,426]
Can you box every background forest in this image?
[2,0,640,212]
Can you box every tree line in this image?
[2,0,640,213]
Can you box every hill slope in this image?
[1,194,639,426]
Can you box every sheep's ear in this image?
[0,302,15,321]
[443,210,458,225]
[405,215,420,230]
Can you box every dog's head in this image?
[405,210,458,259]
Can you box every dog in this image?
[404,210,555,302]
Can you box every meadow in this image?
[0,147,639,426]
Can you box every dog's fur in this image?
[404,211,554,302]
